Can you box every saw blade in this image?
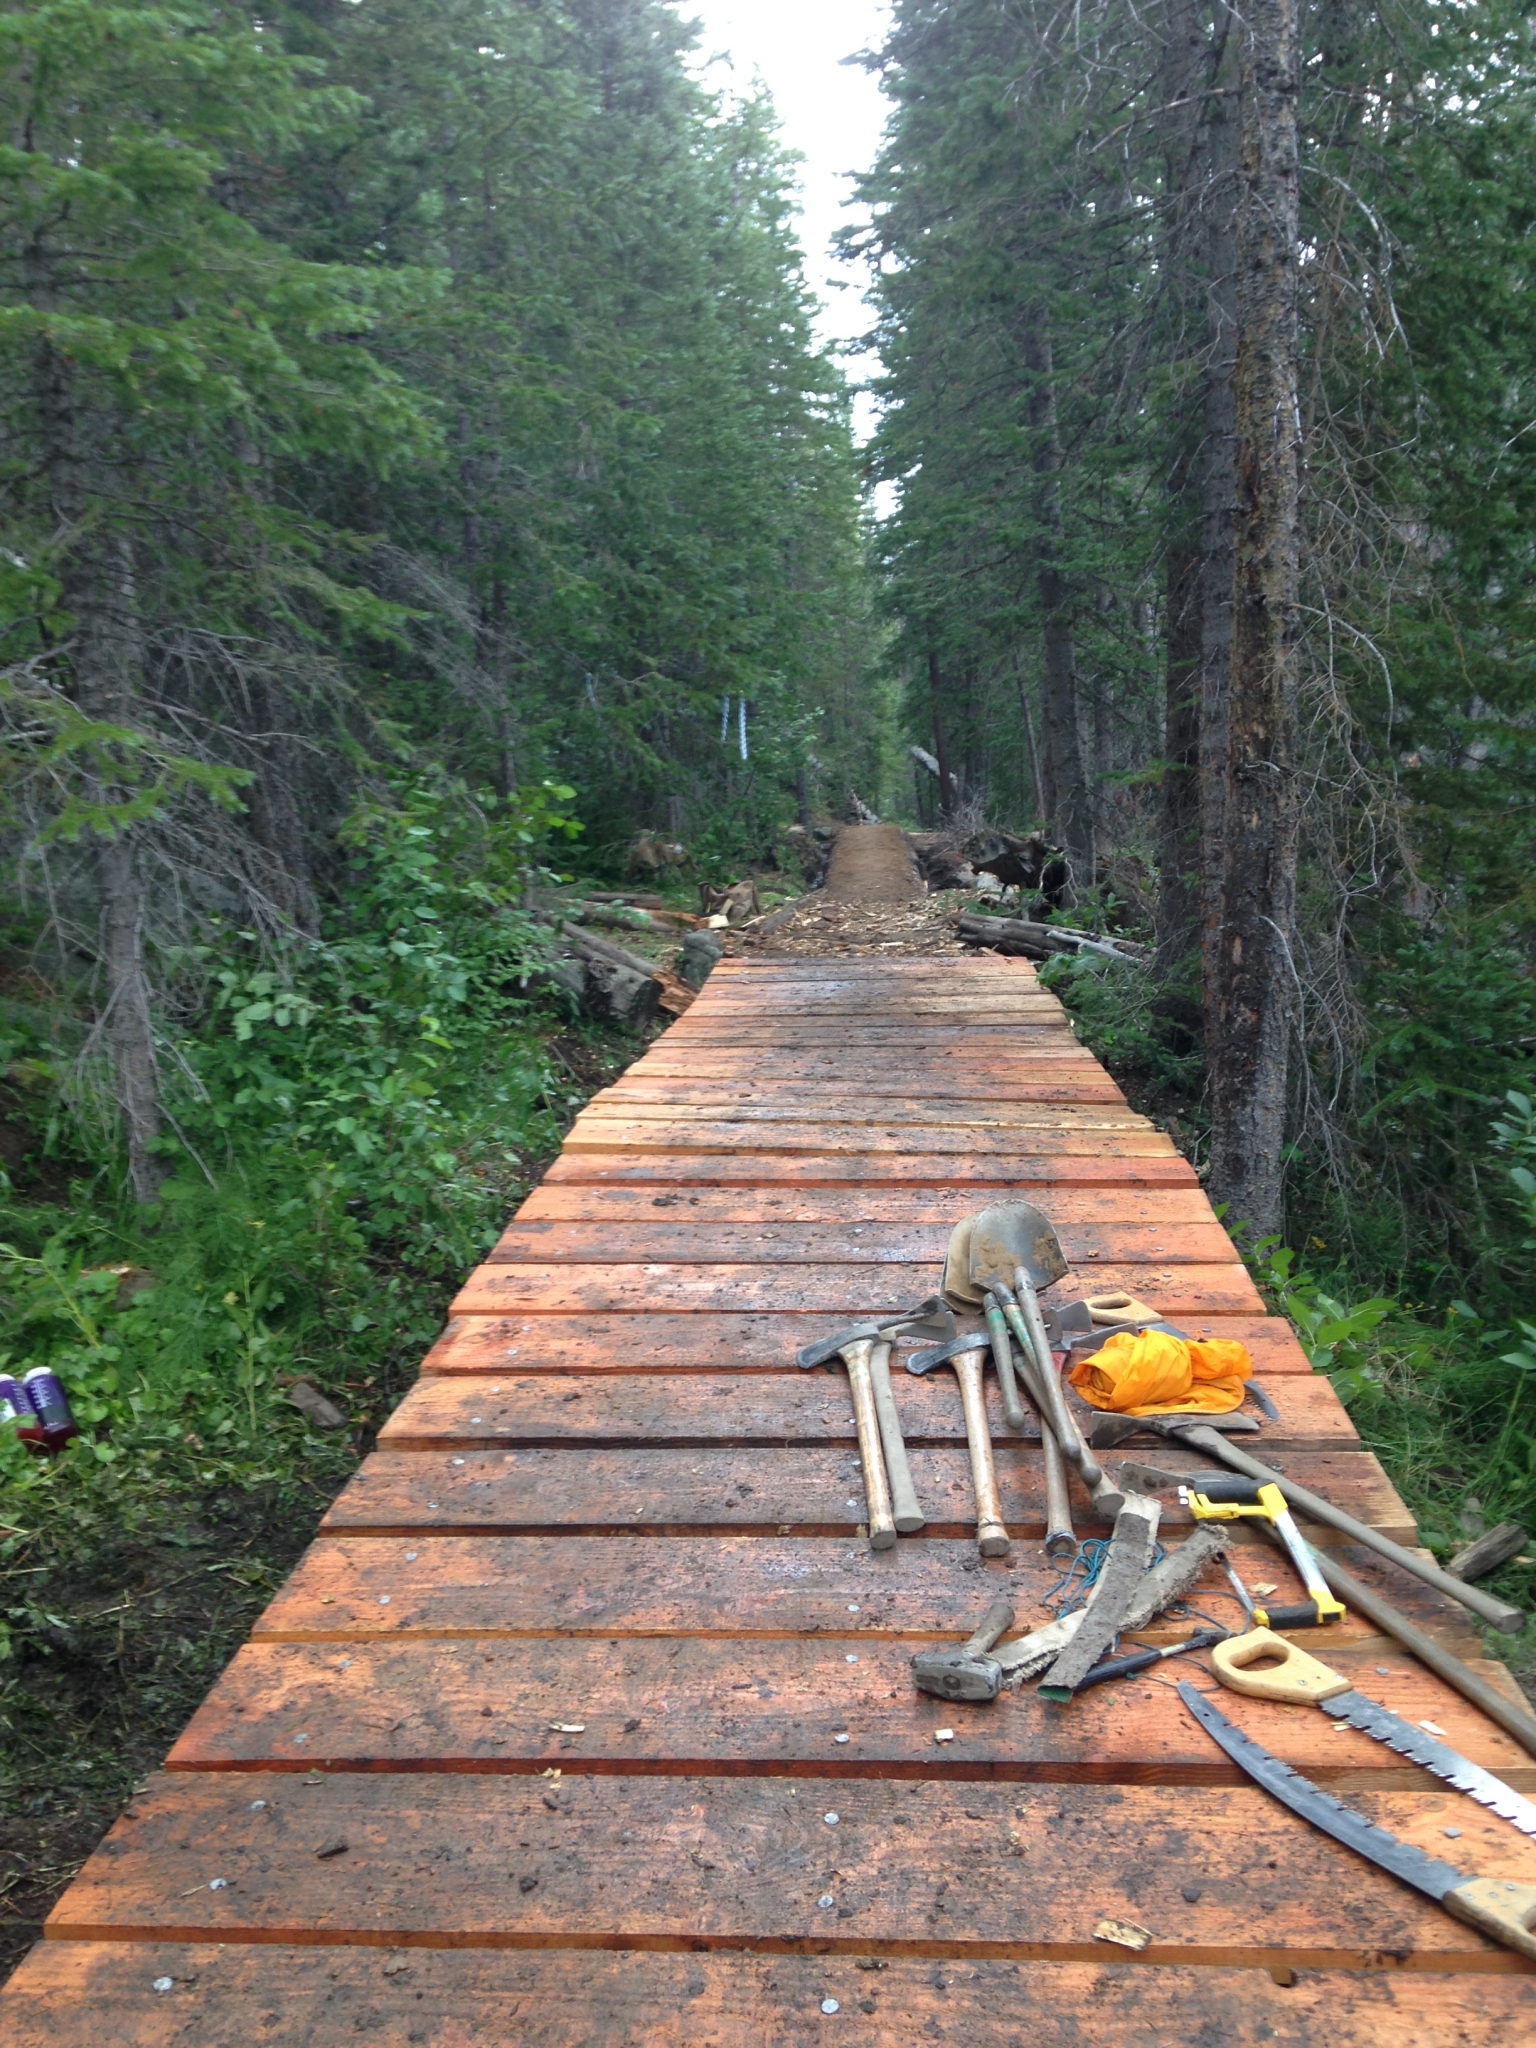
[1322,1690,1536,1837]
[1178,1681,1466,1905]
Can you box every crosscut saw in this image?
[1179,1681,1536,1961]
[1210,1627,1536,1839]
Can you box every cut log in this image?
[958,915,1148,966]
[563,922,661,982]
[582,958,660,1028]
[1449,1522,1529,1582]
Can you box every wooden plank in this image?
[573,1101,1152,1128]
[253,1536,1477,1650]
[420,1311,1314,1375]
[543,1150,1201,1188]
[12,1945,1536,2047]
[599,1079,1130,1105]
[42,1771,1536,1971]
[447,1262,1266,1316]
[516,1183,1225,1223]
[161,1633,1533,1785]
[317,1445,1412,1542]
[560,1125,1181,1156]
[573,1104,1148,1130]
[376,1368,1354,1452]
[485,1220,1237,1266]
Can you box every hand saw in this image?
[1210,1626,1536,1838]
[1180,1681,1536,1962]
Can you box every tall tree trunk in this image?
[928,647,958,816]
[1023,313,1093,894]
[1200,11,1240,1016]
[34,332,166,1201]
[1015,663,1048,826]
[1154,0,1208,971]
[1207,0,1302,1236]
[98,831,163,1204]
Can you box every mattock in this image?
[906,1330,1011,1558]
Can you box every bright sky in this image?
[681,0,893,369]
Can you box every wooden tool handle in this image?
[1444,1878,1536,1963]
[952,1348,1010,1558]
[867,1339,924,1534]
[841,1339,897,1552]
[963,1598,1016,1655]
[1040,1422,1076,1559]
[1210,1627,1350,1703]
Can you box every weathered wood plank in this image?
[162,1633,1533,1785]
[376,1368,1351,1452]
[12,1944,1536,2046]
[560,1124,1181,1156]
[253,1536,1476,1651]
[516,1183,1225,1224]
[42,1772,1536,1971]
[448,1261,1266,1317]
[485,1220,1237,1266]
[542,1151,1201,1188]
[317,1445,1411,1541]
[420,1310,1314,1375]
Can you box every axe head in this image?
[795,1296,953,1370]
[967,1202,1069,1295]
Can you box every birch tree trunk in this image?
[1207,0,1302,1236]
[1023,313,1093,895]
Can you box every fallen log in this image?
[957,914,1148,966]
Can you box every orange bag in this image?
[1066,1327,1253,1416]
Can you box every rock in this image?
[287,1381,347,1430]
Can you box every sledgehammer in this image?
[912,1598,1017,1703]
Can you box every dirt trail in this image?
[821,823,923,903]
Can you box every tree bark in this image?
[1200,13,1240,1011]
[1154,0,1209,971]
[1023,313,1093,894]
[927,647,959,816]
[1207,0,1302,1237]
[98,831,164,1203]
[34,331,166,1201]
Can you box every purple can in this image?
[0,1372,47,1449]
[22,1368,79,1450]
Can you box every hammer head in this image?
[905,1329,991,1376]
[911,1649,1002,1703]
[795,1297,953,1371]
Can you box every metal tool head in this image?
[1086,1408,1260,1450]
[906,1328,992,1376]
[941,1217,983,1309]
[967,1202,1070,1295]
[795,1297,953,1371]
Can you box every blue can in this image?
[0,1373,46,1449]
[22,1368,79,1450]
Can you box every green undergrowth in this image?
[0,779,639,1977]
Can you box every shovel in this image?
[966,1201,1123,1518]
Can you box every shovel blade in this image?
[967,1201,1069,1294]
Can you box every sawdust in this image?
[733,892,968,958]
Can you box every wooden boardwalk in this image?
[7,954,1536,2042]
